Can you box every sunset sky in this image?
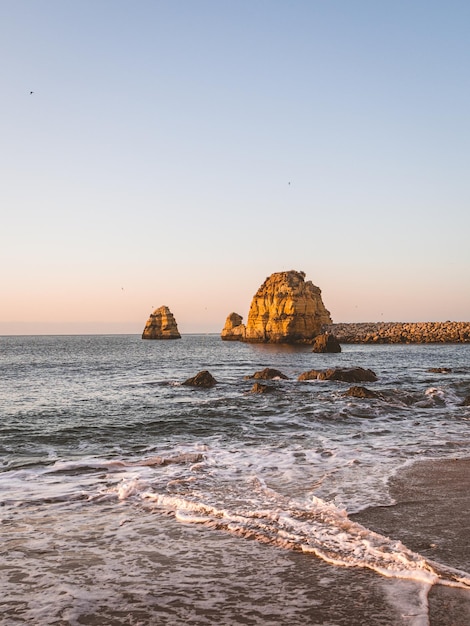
[1,1,469,334]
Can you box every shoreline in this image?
[352,457,470,626]
[351,457,470,573]
[325,322,470,344]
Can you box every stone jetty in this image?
[324,322,470,344]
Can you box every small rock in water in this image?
[344,386,380,399]
[298,367,377,383]
[245,368,289,380]
[427,367,452,374]
[250,382,275,394]
[312,333,341,353]
[182,370,217,388]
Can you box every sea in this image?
[1,334,469,626]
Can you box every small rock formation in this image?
[312,333,341,353]
[344,386,380,399]
[298,367,378,383]
[142,306,181,340]
[427,367,452,374]
[182,370,217,388]
[250,382,275,394]
[245,368,289,380]
[221,312,246,341]
[461,395,470,406]
[221,270,331,343]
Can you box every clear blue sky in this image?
[1,0,469,333]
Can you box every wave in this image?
[110,471,470,591]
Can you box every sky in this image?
[1,0,469,334]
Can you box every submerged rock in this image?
[298,367,378,383]
[142,305,181,340]
[312,333,341,353]
[427,367,452,374]
[345,386,380,399]
[250,382,275,394]
[221,270,331,343]
[245,368,289,380]
[182,370,217,388]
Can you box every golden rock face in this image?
[221,270,332,344]
[142,305,181,340]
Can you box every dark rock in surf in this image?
[461,395,470,406]
[345,386,380,399]
[298,367,378,383]
[244,368,289,380]
[182,370,217,388]
[427,367,452,374]
[298,369,323,381]
[250,382,275,394]
[312,333,341,353]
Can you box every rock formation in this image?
[221,312,246,341]
[221,270,331,344]
[142,305,181,340]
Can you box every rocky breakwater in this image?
[142,305,181,340]
[221,270,332,343]
[324,321,470,344]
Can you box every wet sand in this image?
[352,458,470,626]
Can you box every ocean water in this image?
[1,334,469,625]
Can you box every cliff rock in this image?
[142,305,181,340]
[221,270,331,344]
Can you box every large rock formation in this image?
[221,270,331,344]
[142,305,181,340]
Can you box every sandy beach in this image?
[352,458,470,626]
